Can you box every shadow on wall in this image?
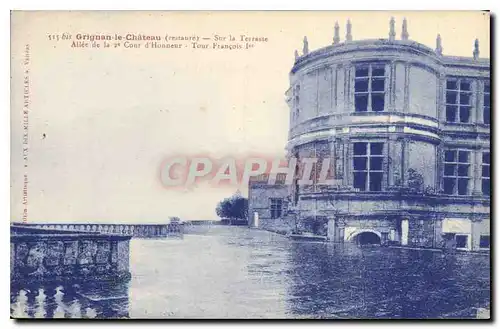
[302,216,328,236]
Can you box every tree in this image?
[216,193,248,220]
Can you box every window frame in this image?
[352,142,385,192]
[443,149,471,196]
[354,64,386,113]
[445,78,473,124]
[455,234,469,249]
[482,151,490,196]
[483,81,490,125]
[269,198,283,219]
[479,235,490,249]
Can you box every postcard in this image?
[10,11,491,319]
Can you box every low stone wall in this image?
[258,217,295,235]
[11,226,131,284]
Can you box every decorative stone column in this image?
[401,218,409,246]
[336,64,345,111]
[403,63,410,113]
[345,65,355,113]
[477,80,484,123]
[332,138,343,184]
[435,142,445,193]
[387,61,396,112]
[471,80,478,123]
[343,138,352,187]
[438,73,446,122]
[401,138,410,186]
[472,147,483,196]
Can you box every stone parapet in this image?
[11,225,132,285]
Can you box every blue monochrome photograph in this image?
[10,11,491,319]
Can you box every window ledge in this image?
[443,122,476,126]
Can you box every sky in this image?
[10,11,490,223]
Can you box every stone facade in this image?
[248,174,293,234]
[248,21,490,252]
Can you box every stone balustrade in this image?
[11,225,131,285]
[12,222,183,238]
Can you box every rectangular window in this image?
[484,82,490,124]
[353,142,384,191]
[446,79,472,123]
[269,198,283,219]
[455,235,468,249]
[479,235,490,249]
[355,65,385,112]
[482,152,490,196]
[443,149,471,195]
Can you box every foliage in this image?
[215,193,248,220]
[424,185,436,195]
[169,216,181,223]
[407,168,424,193]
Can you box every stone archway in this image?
[347,229,382,245]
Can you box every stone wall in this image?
[407,217,438,248]
[258,217,295,235]
[408,66,438,117]
[408,141,436,190]
[294,195,489,250]
[471,219,490,250]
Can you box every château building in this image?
[248,19,490,251]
